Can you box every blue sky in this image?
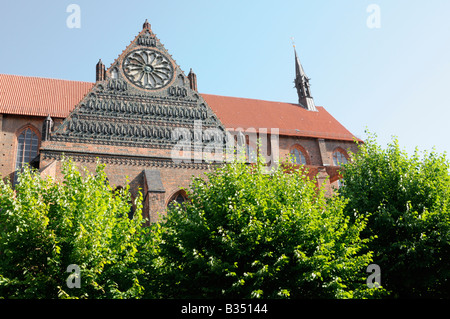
[1,0,449,156]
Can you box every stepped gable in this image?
[49,20,225,150]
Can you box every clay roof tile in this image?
[0,74,359,141]
[0,74,93,118]
[202,94,359,142]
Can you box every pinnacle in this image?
[143,19,151,30]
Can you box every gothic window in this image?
[167,190,187,211]
[290,148,307,165]
[15,127,39,170]
[14,127,39,183]
[332,149,348,166]
[290,145,309,165]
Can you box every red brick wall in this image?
[1,114,65,181]
[39,142,209,222]
[1,114,43,181]
[278,136,323,165]
[3,114,360,221]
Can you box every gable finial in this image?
[143,19,151,31]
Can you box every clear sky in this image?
[1,0,449,156]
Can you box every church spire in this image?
[294,46,316,111]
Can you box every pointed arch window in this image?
[14,127,40,183]
[167,190,187,211]
[15,127,39,170]
[332,149,348,166]
[291,148,306,165]
[290,144,310,165]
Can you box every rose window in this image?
[123,49,174,90]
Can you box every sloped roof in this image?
[202,94,359,141]
[0,74,358,141]
[0,74,93,118]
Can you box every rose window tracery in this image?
[123,49,174,90]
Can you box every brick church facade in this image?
[0,20,360,223]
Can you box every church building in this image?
[0,20,360,222]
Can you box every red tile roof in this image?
[0,74,358,141]
[202,94,359,142]
[0,74,93,118]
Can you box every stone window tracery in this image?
[332,149,348,166]
[290,144,309,165]
[14,126,40,184]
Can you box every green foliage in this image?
[0,159,146,299]
[153,155,382,299]
[339,132,450,298]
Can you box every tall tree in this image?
[0,159,145,299]
[339,133,450,298]
[154,155,382,299]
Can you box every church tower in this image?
[294,46,316,111]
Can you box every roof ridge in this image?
[201,92,323,108]
[0,73,321,107]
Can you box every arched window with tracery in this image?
[332,149,349,166]
[333,148,348,190]
[290,145,309,165]
[167,190,187,211]
[14,126,40,183]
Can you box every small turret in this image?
[187,68,198,92]
[42,114,53,141]
[96,59,106,82]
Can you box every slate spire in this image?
[294,46,316,111]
